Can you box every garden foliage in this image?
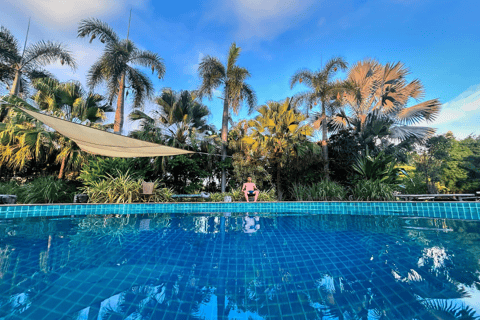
[351,180,395,201]
[290,180,346,201]
[81,171,173,203]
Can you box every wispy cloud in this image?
[207,0,319,42]
[183,52,205,77]
[417,84,480,139]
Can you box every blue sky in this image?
[2,0,480,139]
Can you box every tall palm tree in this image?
[78,18,166,134]
[0,24,75,123]
[337,59,441,141]
[197,42,257,192]
[246,98,313,199]
[290,57,348,180]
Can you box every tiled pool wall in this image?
[0,201,479,220]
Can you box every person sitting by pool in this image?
[242,177,259,202]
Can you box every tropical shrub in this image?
[290,180,347,201]
[351,180,395,201]
[352,149,407,185]
[208,188,276,202]
[20,176,78,203]
[0,181,21,196]
[81,171,173,203]
[78,157,153,185]
[164,154,210,194]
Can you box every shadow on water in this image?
[0,212,479,319]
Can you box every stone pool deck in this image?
[0,201,479,220]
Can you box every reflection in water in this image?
[0,213,479,319]
[243,214,261,234]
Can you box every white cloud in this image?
[47,42,104,84]
[183,52,205,76]
[209,0,319,41]
[416,83,480,139]
[13,0,149,29]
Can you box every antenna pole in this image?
[20,18,31,63]
[126,9,132,41]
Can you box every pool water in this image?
[0,213,479,320]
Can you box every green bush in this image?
[352,149,407,185]
[290,180,347,201]
[208,188,276,202]
[0,181,21,197]
[78,157,152,184]
[20,177,78,203]
[351,179,395,201]
[81,171,173,203]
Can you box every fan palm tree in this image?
[197,42,257,192]
[337,59,441,142]
[78,18,166,134]
[245,98,313,199]
[290,57,348,180]
[0,25,76,97]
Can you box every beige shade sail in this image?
[19,107,194,158]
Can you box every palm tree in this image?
[31,78,112,178]
[337,59,441,142]
[78,18,166,134]
[290,57,348,180]
[0,25,76,97]
[246,98,313,199]
[129,88,212,147]
[197,42,257,192]
[0,97,56,173]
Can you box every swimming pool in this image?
[0,212,479,319]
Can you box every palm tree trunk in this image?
[321,101,329,180]
[220,89,229,193]
[114,73,126,134]
[10,69,22,96]
[58,157,66,179]
[276,161,283,201]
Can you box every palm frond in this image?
[290,69,314,89]
[227,42,241,72]
[86,59,107,90]
[0,26,20,63]
[78,18,120,44]
[197,56,225,99]
[228,66,253,114]
[130,49,165,79]
[328,112,350,133]
[395,99,442,124]
[22,41,76,70]
[241,83,257,114]
[126,67,153,109]
[322,56,348,80]
[389,125,436,141]
[129,109,154,124]
[24,67,55,81]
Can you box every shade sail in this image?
[19,107,194,158]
